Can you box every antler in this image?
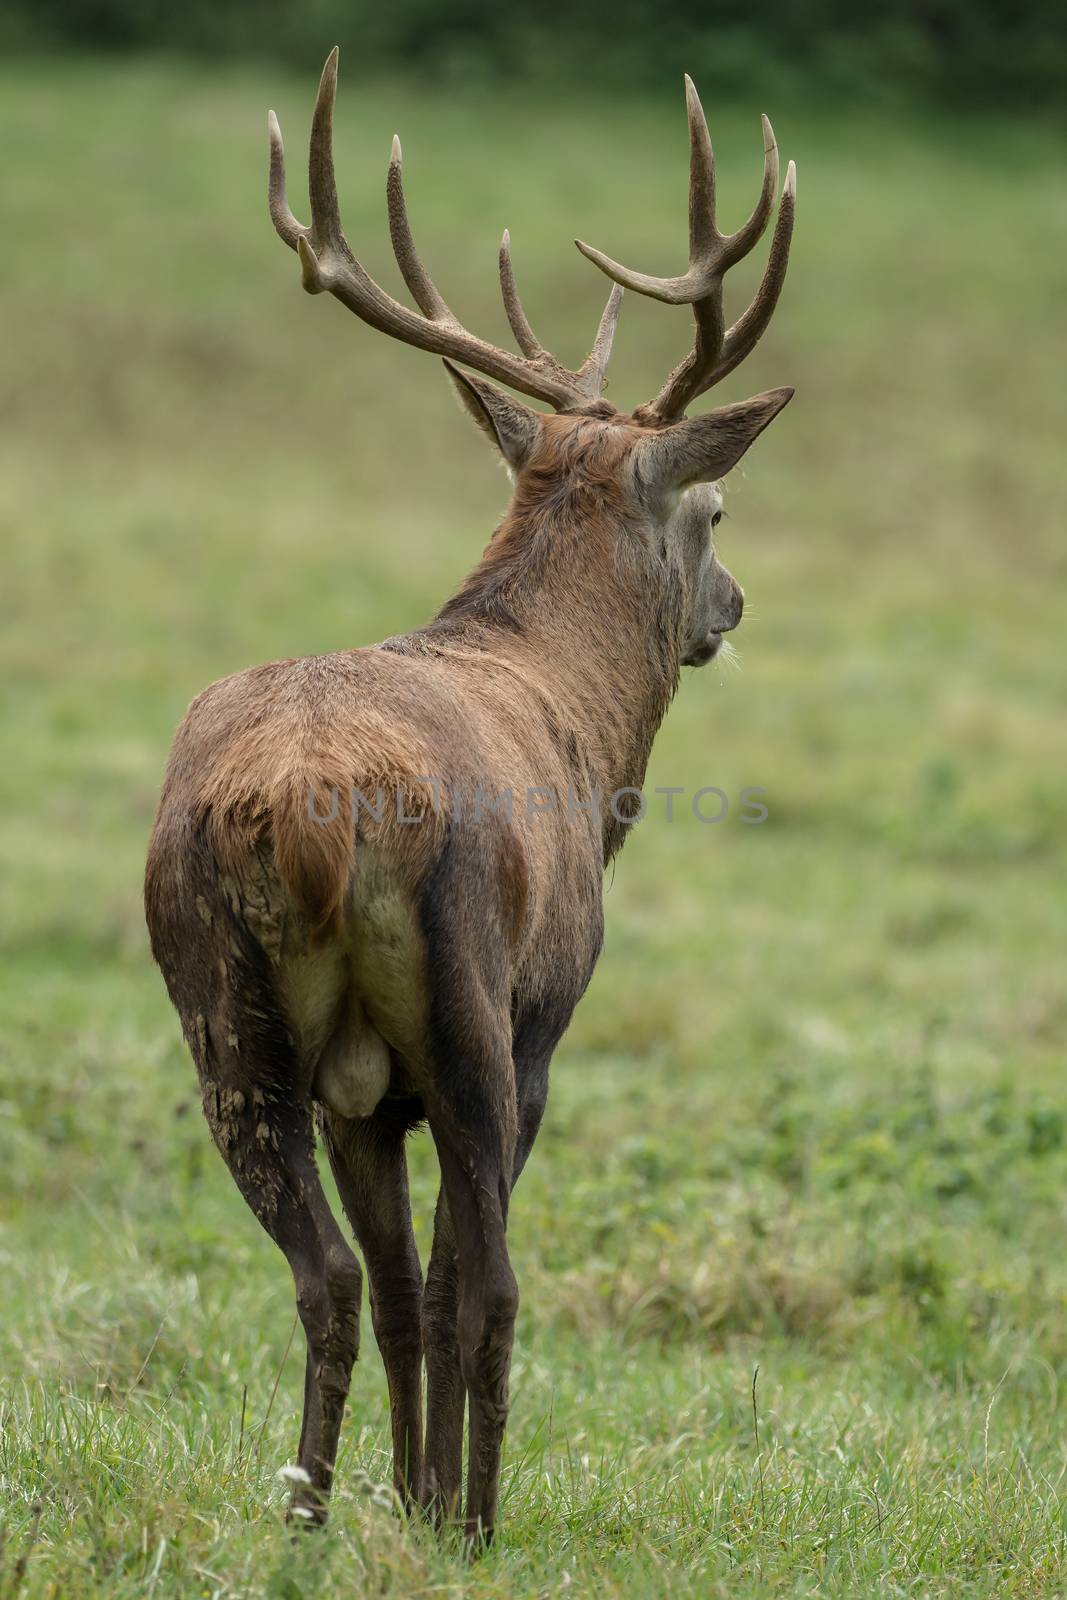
[268,48,622,412]
[576,76,795,423]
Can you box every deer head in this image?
[268,50,795,671]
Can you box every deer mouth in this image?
[683,631,723,667]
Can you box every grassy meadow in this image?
[2,54,1067,1597]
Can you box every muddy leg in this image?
[202,1069,361,1524]
[147,825,361,1525]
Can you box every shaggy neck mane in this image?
[411,422,685,838]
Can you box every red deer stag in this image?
[145,49,796,1545]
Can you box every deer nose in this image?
[723,586,744,631]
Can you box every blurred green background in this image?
[6,0,1067,105]
[1,6,1066,1597]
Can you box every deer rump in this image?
[147,641,600,1120]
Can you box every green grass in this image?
[2,54,1067,1598]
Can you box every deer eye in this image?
[711,511,722,530]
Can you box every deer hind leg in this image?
[430,1100,518,1548]
[150,851,361,1527]
[420,1133,518,1542]
[418,1005,567,1527]
[199,1023,361,1525]
[322,1097,425,1509]
[420,1002,518,1546]
[420,1185,464,1523]
[414,828,522,1544]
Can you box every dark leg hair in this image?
[415,998,581,1534]
[416,830,523,1543]
[419,1184,463,1522]
[429,1103,517,1545]
[510,997,569,1187]
[322,1098,424,1507]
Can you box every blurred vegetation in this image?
[5,0,1067,108]
[1,42,1066,1600]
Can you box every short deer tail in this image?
[270,773,354,937]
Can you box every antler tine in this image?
[308,47,345,250]
[576,76,794,420]
[573,76,719,307]
[579,284,624,394]
[722,114,780,265]
[648,158,796,417]
[710,160,796,387]
[573,239,695,306]
[645,160,795,419]
[387,135,453,322]
[685,74,717,261]
[268,110,307,250]
[498,230,544,358]
[501,230,621,398]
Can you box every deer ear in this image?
[442,360,542,470]
[636,388,794,494]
